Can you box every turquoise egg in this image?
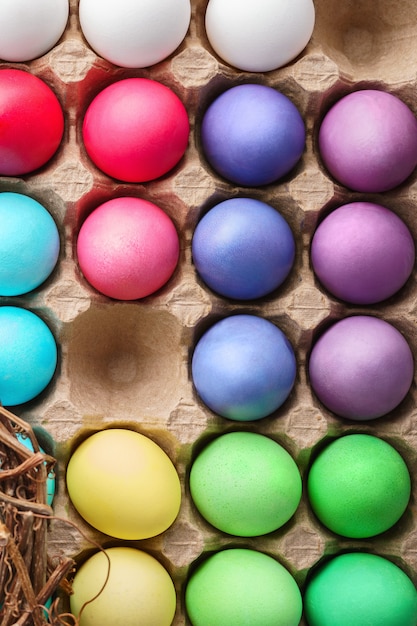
[0,306,57,406]
[0,192,59,295]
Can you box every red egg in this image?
[82,78,189,182]
[77,197,180,300]
[0,69,64,176]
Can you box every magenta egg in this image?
[77,197,179,300]
[82,78,189,182]
[318,90,417,192]
[309,316,414,420]
[311,202,415,304]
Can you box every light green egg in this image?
[185,548,302,626]
[189,431,302,536]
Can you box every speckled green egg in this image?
[185,548,302,626]
[304,552,417,626]
[307,434,411,538]
[189,431,302,536]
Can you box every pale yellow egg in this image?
[70,547,176,626]
[66,428,181,539]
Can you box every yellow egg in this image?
[70,547,176,626]
[66,428,181,539]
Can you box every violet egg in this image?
[192,197,295,300]
[192,314,296,421]
[201,84,305,187]
[318,89,417,192]
[309,315,413,420]
[311,202,415,304]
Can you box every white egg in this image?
[79,0,191,69]
[205,0,315,72]
[0,0,69,62]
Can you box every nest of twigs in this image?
[0,406,75,625]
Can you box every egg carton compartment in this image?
[1,0,417,624]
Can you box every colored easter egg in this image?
[192,197,295,300]
[77,197,179,300]
[0,69,64,176]
[16,433,55,507]
[319,89,417,192]
[70,547,176,626]
[79,0,191,68]
[82,78,189,182]
[191,314,296,421]
[0,0,69,62]
[0,307,57,406]
[205,0,315,72]
[185,548,302,626]
[308,315,413,420]
[189,431,302,536]
[201,83,305,186]
[66,429,181,540]
[304,552,417,626]
[311,202,415,304]
[0,192,60,296]
[307,434,411,538]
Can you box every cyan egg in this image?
[0,306,57,406]
[0,192,60,296]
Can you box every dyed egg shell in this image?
[66,429,181,540]
[311,202,415,304]
[185,548,302,626]
[77,197,179,300]
[0,307,57,406]
[0,192,60,296]
[319,89,417,192]
[70,547,176,626]
[192,197,295,300]
[191,314,296,421]
[201,84,305,186]
[308,315,413,420]
[189,431,301,536]
[16,433,55,506]
[82,78,189,182]
[304,552,417,626]
[307,434,411,538]
[79,0,191,68]
[0,0,68,62]
[0,69,64,176]
[205,0,315,72]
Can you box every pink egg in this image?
[319,89,417,192]
[82,78,189,182]
[0,68,64,176]
[77,197,180,300]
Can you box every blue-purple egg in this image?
[192,314,296,421]
[201,84,305,186]
[192,198,295,300]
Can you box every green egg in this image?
[307,434,411,538]
[304,552,417,626]
[189,431,302,536]
[185,548,302,626]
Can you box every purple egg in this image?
[311,202,415,304]
[192,197,295,300]
[319,90,417,192]
[192,314,296,421]
[201,83,305,187]
[309,316,414,420]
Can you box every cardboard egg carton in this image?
[2,0,417,623]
